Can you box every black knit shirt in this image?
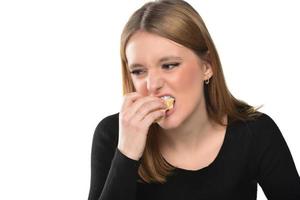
[88,113,300,200]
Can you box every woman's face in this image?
[125,31,212,129]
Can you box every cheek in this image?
[132,79,147,95]
[173,65,203,94]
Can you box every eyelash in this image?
[130,69,145,76]
[130,62,180,76]
[162,62,180,70]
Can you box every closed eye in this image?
[162,62,180,70]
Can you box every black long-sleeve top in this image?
[88,113,300,200]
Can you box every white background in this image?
[0,0,299,199]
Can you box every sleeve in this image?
[88,115,140,200]
[254,114,300,199]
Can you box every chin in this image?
[158,103,191,129]
[157,116,182,130]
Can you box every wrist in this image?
[117,146,141,161]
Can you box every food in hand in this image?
[161,95,175,110]
[154,96,175,123]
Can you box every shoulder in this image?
[95,112,119,132]
[227,112,284,150]
[245,112,282,141]
[92,112,119,148]
[241,112,288,160]
[247,112,278,128]
[230,113,290,172]
[229,112,280,137]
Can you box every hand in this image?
[118,92,166,160]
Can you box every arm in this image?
[88,115,140,200]
[255,115,300,199]
[88,94,166,200]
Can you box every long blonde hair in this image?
[120,0,261,184]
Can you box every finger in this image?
[121,92,143,110]
[127,96,165,118]
[142,109,166,126]
[134,99,167,121]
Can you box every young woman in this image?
[88,0,300,199]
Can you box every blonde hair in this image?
[120,0,261,183]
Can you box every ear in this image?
[199,51,213,80]
[202,62,213,80]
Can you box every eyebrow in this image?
[159,56,183,63]
[128,56,183,70]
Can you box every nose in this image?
[146,70,164,95]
